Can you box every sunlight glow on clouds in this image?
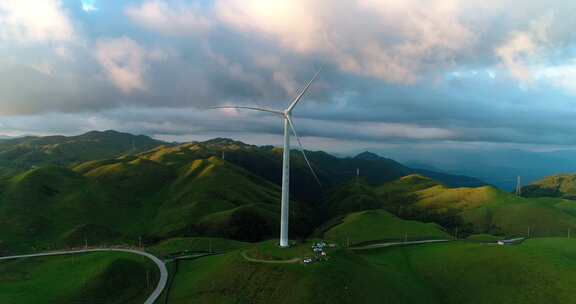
[495,12,554,83]
[0,0,74,43]
[95,37,166,94]
[2,0,576,150]
[215,0,474,84]
[126,0,211,35]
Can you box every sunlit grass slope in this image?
[0,130,164,173]
[0,153,292,253]
[415,183,576,236]
[365,175,576,238]
[522,174,576,199]
[0,251,158,304]
[318,209,450,246]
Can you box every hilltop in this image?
[0,130,165,177]
[522,174,576,200]
[323,174,576,238]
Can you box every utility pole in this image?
[454,227,459,240]
[222,151,225,160]
[569,228,571,239]
[527,226,531,238]
[515,176,522,196]
[84,238,88,249]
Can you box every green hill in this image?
[0,132,488,254]
[321,174,576,239]
[522,174,576,200]
[162,238,576,304]
[410,182,576,237]
[0,251,158,304]
[0,152,314,253]
[317,209,450,246]
[0,130,165,179]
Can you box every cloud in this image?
[81,0,98,12]
[495,12,554,82]
[125,0,211,36]
[4,0,576,152]
[95,37,166,94]
[495,32,537,82]
[535,61,576,95]
[215,0,475,84]
[0,0,74,43]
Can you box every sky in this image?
[1,0,576,155]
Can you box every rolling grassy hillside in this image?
[412,182,576,237]
[0,251,158,304]
[0,152,313,253]
[323,174,576,239]
[0,131,489,255]
[164,238,576,304]
[522,174,576,200]
[317,210,450,246]
[0,130,165,176]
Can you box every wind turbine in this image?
[213,68,322,248]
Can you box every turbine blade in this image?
[286,116,322,186]
[287,66,323,112]
[209,106,283,115]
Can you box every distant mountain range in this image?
[368,146,576,190]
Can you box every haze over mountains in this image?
[369,147,576,191]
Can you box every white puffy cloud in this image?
[95,37,167,94]
[214,0,474,84]
[0,0,74,43]
[125,0,211,36]
[495,12,554,82]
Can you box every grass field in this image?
[0,251,158,304]
[148,237,249,257]
[359,238,576,303]
[163,238,576,304]
[465,234,503,242]
[318,209,450,246]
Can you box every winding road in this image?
[0,248,168,304]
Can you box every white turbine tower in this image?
[213,68,322,248]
